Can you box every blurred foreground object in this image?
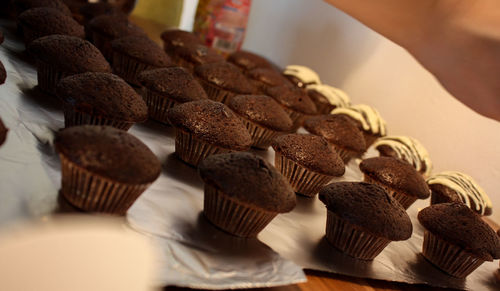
[0,215,158,291]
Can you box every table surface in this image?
[128,15,500,291]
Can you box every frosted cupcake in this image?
[306,84,351,114]
[283,65,321,88]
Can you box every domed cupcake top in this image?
[304,114,366,152]
[28,35,111,74]
[79,2,124,22]
[418,202,500,261]
[332,104,387,136]
[57,72,148,122]
[360,157,430,199]
[111,35,172,67]
[13,0,71,16]
[228,95,293,132]
[266,85,317,115]
[272,133,345,176]
[138,67,208,103]
[18,7,85,40]
[55,125,161,184]
[199,152,296,213]
[319,182,413,241]
[228,50,275,71]
[306,84,351,108]
[195,62,256,94]
[373,136,432,176]
[167,100,252,151]
[161,29,202,48]
[89,14,145,39]
[173,44,225,65]
[246,68,292,88]
[283,65,321,88]
[427,171,492,215]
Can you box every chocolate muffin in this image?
[88,14,145,60]
[427,171,492,216]
[0,60,5,85]
[18,7,85,45]
[28,35,111,95]
[138,67,208,123]
[194,62,257,104]
[360,157,430,209]
[199,152,296,237]
[161,29,203,54]
[372,136,432,177]
[227,50,275,71]
[0,117,8,146]
[166,100,252,166]
[418,203,500,278]
[12,0,71,17]
[55,125,161,215]
[168,44,225,73]
[283,65,321,88]
[319,182,412,259]
[266,85,317,131]
[78,2,124,24]
[111,35,173,86]
[228,95,293,149]
[57,72,148,130]
[272,133,345,197]
[306,84,351,114]
[246,68,293,93]
[331,104,387,147]
[304,114,366,163]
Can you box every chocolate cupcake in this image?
[78,2,124,24]
[246,68,293,93]
[0,117,8,146]
[228,95,293,149]
[169,44,225,73]
[161,29,203,55]
[57,72,148,130]
[266,85,317,130]
[166,100,252,166]
[418,203,500,278]
[306,84,350,114]
[331,104,387,147]
[55,125,161,215]
[283,65,321,88]
[88,14,145,60]
[28,35,111,95]
[272,134,345,197]
[138,67,208,123]
[0,60,5,85]
[199,152,296,237]
[12,0,71,17]
[427,171,492,216]
[372,136,432,177]
[319,182,412,260]
[360,157,430,209]
[304,114,366,163]
[227,50,275,71]
[194,62,256,104]
[18,7,85,45]
[111,35,173,86]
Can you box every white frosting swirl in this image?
[427,171,492,215]
[283,65,321,87]
[331,104,387,136]
[372,136,432,176]
[307,84,351,108]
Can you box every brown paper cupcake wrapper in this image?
[364,175,417,209]
[63,108,134,130]
[143,89,178,124]
[112,51,156,86]
[331,145,356,164]
[239,117,281,150]
[59,153,150,215]
[203,184,277,237]
[325,210,391,260]
[174,129,231,166]
[91,31,113,62]
[36,60,69,96]
[275,152,333,197]
[282,106,306,132]
[422,231,485,278]
[196,78,236,105]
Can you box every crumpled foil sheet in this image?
[0,19,498,290]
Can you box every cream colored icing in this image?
[283,65,321,86]
[307,84,351,108]
[331,104,387,136]
[427,171,492,215]
[372,136,432,176]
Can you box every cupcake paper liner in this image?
[364,175,417,209]
[422,230,485,278]
[112,51,155,86]
[63,108,134,130]
[275,152,333,197]
[59,153,150,215]
[143,89,178,124]
[325,210,391,260]
[331,144,356,164]
[239,116,281,150]
[91,31,113,61]
[203,184,277,238]
[36,60,69,96]
[196,78,235,105]
[174,129,231,166]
